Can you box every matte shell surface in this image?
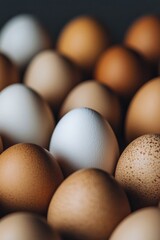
[0,14,51,67]
[115,134,160,210]
[0,143,63,215]
[24,50,81,110]
[60,80,121,130]
[109,207,160,240]
[50,108,119,176]
[57,16,110,70]
[0,84,55,148]
[94,45,148,97]
[124,15,160,63]
[48,168,131,240]
[0,212,61,240]
[125,77,160,143]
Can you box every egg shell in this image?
[94,45,149,98]
[0,14,52,67]
[0,83,55,148]
[124,15,160,63]
[57,15,110,71]
[48,168,131,240]
[109,207,160,240]
[115,134,160,210]
[0,212,61,240]
[50,107,119,176]
[24,50,81,111]
[0,53,19,91]
[0,143,63,216]
[60,80,121,131]
[125,77,160,143]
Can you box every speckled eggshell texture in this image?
[115,134,160,210]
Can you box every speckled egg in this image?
[115,134,160,210]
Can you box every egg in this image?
[115,134,160,210]
[0,53,19,91]
[0,143,63,216]
[0,14,52,68]
[109,207,160,240]
[0,212,61,240]
[57,16,110,71]
[125,77,160,143]
[24,50,81,111]
[60,80,121,131]
[0,83,55,148]
[0,136,3,154]
[49,107,119,176]
[48,168,131,240]
[94,45,149,98]
[124,15,160,63]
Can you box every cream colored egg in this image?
[24,50,81,111]
[60,80,121,131]
[109,207,160,240]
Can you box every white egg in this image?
[0,84,55,148]
[0,14,51,67]
[49,107,119,176]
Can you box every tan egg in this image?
[0,143,63,216]
[109,207,160,240]
[57,16,110,71]
[48,168,130,240]
[115,134,160,211]
[125,77,160,143]
[24,50,81,111]
[124,15,160,63]
[0,212,61,240]
[94,45,148,98]
[60,80,121,130]
[0,53,19,91]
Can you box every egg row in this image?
[0,136,159,239]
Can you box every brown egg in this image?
[94,45,148,98]
[0,143,63,216]
[124,15,160,63]
[48,168,130,240]
[60,80,121,130]
[0,212,61,240]
[115,134,160,211]
[0,136,3,153]
[57,16,110,71]
[24,50,81,112]
[0,53,19,91]
[125,77,160,143]
[109,207,160,240]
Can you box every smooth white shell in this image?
[0,14,51,67]
[49,108,119,176]
[0,84,55,148]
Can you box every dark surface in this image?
[0,0,159,43]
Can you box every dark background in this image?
[0,0,159,43]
